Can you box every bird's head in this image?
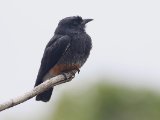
[55,16,93,35]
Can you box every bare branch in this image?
[0,70,77,112]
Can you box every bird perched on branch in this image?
[34,16,93,102]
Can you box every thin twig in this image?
[0,70,77,112]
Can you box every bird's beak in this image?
[82,19,93,25]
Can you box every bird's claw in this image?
[73,65,80,74]
[62,73,67,80]
[77,68,80,74]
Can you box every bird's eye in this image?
[72,21,79,26]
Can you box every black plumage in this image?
[34,16,93,102]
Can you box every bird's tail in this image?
[36,87,53,102]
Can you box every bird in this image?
[34,16,93,102]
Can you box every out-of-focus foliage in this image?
[49,82,160,120]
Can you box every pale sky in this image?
[0,0,160,119]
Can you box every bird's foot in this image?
[62,73,68,80]
[62,71,75,82]
[73,65,80,74]
[77,68,80,74]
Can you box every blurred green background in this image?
[39,79,160,120]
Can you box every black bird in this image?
[34,16,93,102]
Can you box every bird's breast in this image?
[55,33,92,69]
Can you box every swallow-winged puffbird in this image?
[34,16,93,102]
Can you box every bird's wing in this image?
[34,35,71,87]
